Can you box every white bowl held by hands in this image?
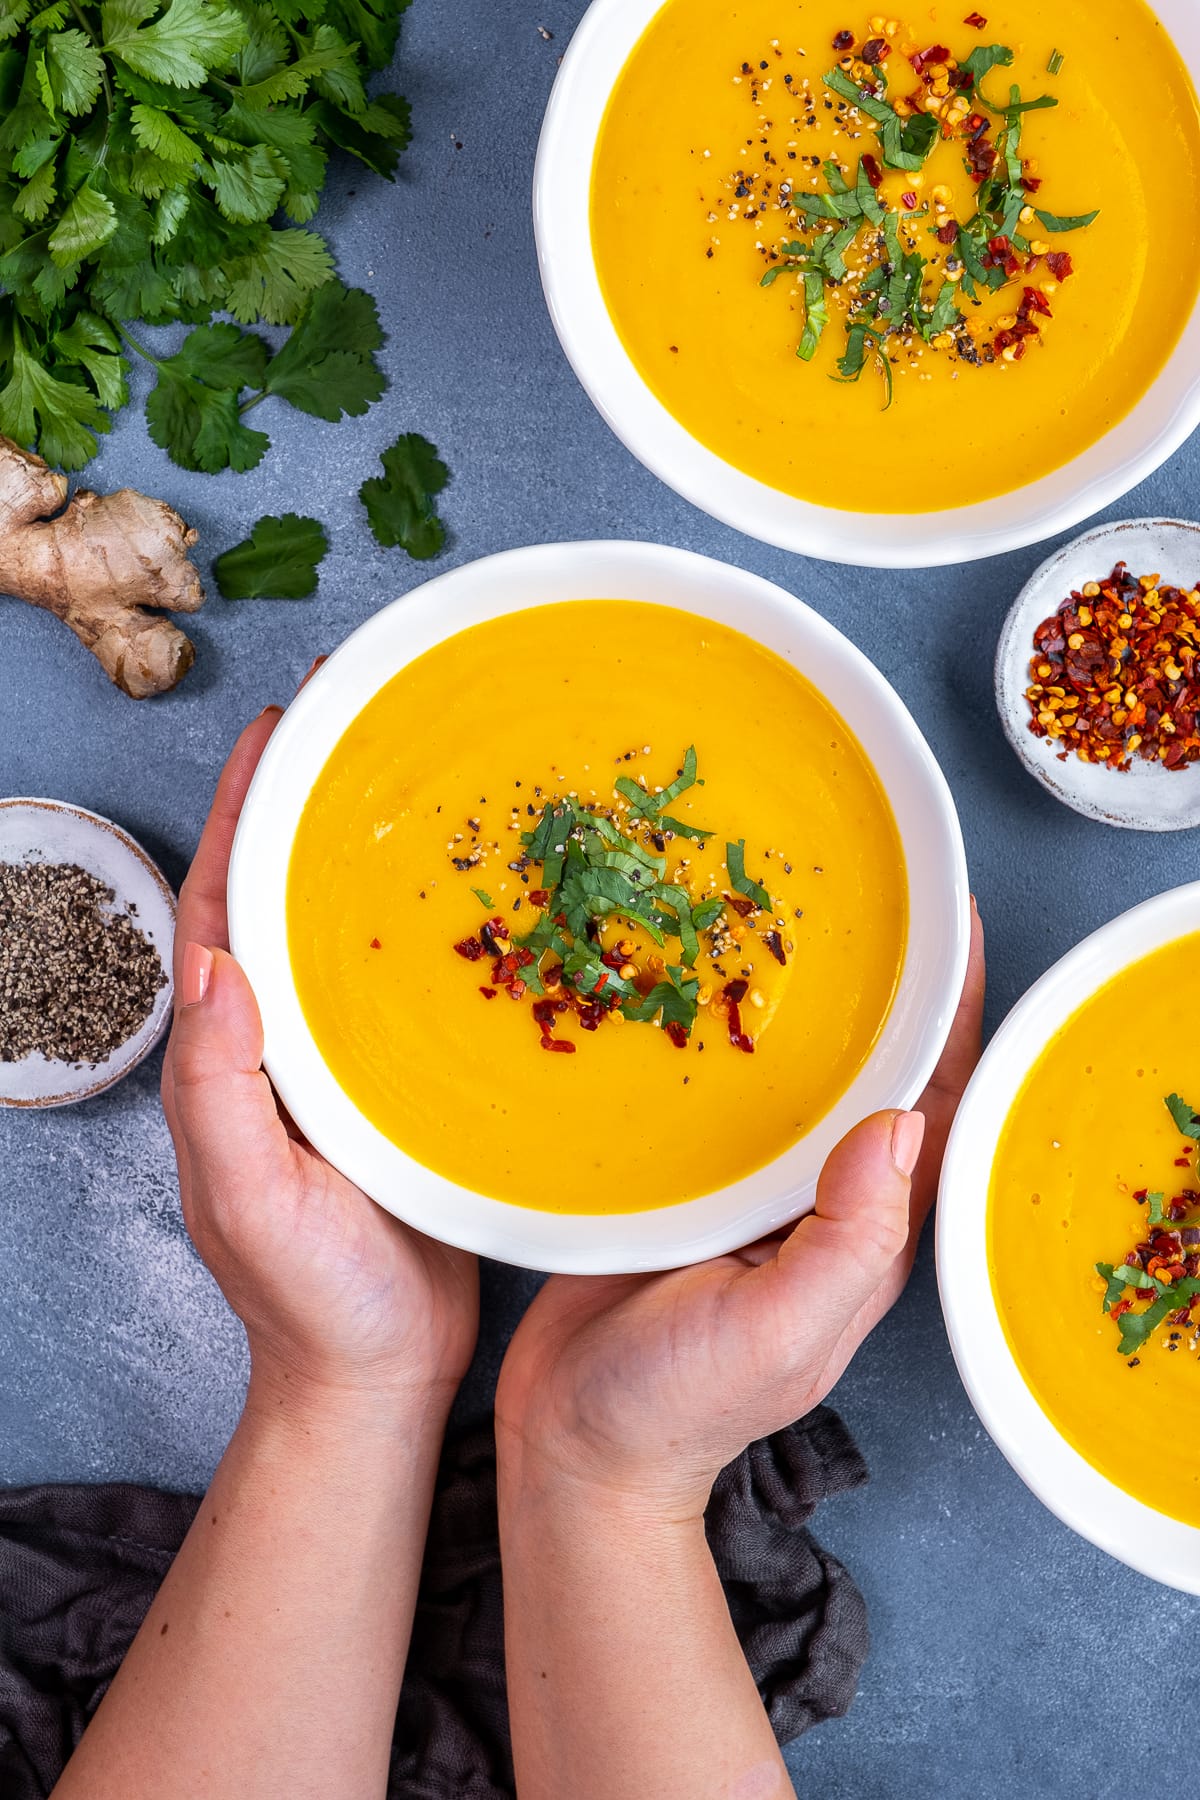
[937,882,1200,1591]
[228,540,969,1273]
[533,0,1200,569]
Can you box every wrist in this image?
[245,1350,458,1451]
[495,1415,713,1530]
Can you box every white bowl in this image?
[995,517,1200,830]
[228,541,969,1273]
[938,881,1200,1591]
[533,0,1200,569]
[0,798,175,1108]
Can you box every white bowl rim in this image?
[937,880,1200,1591]
[228,538,970,1273]
[533,0,1200,569]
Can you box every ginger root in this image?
[0,435,204,699]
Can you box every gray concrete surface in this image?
[1,4,1196,1794]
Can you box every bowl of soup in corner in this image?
[938,882,1200,1591]
[534,0,1200,567]
[228,541,968,1273]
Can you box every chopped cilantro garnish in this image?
[1146,1191,1166,1227]
[726,839,770,910]
[470,887,493,909]
[1047,49,1065,76]
[1166,1093,1200,1141]
[798,271,827,361]
[1033,207,1100,233]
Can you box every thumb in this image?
[168,945,289,1206]
[753,1109,925,1344]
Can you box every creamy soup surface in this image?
[989,932,1200,1525]
[287,600,908,1214]
[591,0,1200,511]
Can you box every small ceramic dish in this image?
[937,881,1200,1593]
[995,518,1200,831]
[0,799,175,1108]
[227,539,970,1274]
[533,0,1200,569]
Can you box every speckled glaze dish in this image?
[0,799,176,1109]
[995,518,1200,831]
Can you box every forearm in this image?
[52,1370,452,1800]
[498,1444,792,1800]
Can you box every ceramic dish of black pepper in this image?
[994,518,1200,832]
[0,799,175,1108]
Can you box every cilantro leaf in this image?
[1145,1192,1166,1227]
[621,966,699,1034]
[359,431,449,558]
[798,269,826,361]
[1034,206,1099,233]
[213,512,327,599]
[101,0,247,88]
[42,29,104,114]
[207,143,287,224]
[51,309,128,408]
[1165,1094,1200,1142]
[48,180,117,265]
[0,311,111,467]
[223,227,334,325]
[726,839,770,910]
[615,746,712,840]
[262,279,385,419]
[145,320,271,471]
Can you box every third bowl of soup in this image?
[939,882,1200,1591]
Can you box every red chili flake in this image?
[454,936,485,961]
[527,888,549,907]
[900,191,918,210]
[369,937,382,949]
[722,980,755,1054]
[478,986,497,999]
[861,36,888,63]
[1045,250,1073,281]
[1176,1155,1192,1167]
[949,66,974,89]
[1021,174,1043,193]
[508,979,527,1001]
[1170,1304,1196,1325]
[910,43,950,73]
[861,152,883,188]
[963,9,986,25]
[936,221,958,246]
[763,930,786,966]
[576,1000,606,1032]
[832,28,855,49]
[665,1021,689,1049]
[1110,1299,1133,1320]
[480,916,510,954]
[725,892,756,918]
[541,1037,576,1054]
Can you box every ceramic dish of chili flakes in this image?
[994,518,1200,832]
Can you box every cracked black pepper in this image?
[0,862,167,1066]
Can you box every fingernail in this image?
[255,704,283,723]
[180,942,213,1008]
[296,654,328,695]
[970,893,979,915]
[891,1110,926,1178]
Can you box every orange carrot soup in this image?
[591,0,1200,511]
[989,933,1200,1525]
[286,600,908,1214]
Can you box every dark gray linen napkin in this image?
[0,1411,869,1799]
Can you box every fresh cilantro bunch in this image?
[0,0,413,468]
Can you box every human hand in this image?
[496,905,985,1516]
[161,705,479,1420]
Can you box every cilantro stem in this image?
[114,323,165,370]
[239,390,270,414]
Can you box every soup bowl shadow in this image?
[534,0,1200,569]
[228,540,968,1273]
[938,880,1200,1591]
